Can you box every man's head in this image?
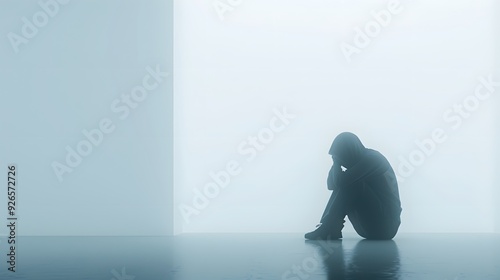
[329,132,366,168]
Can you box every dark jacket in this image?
[327,132,402,222]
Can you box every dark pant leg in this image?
[320,181,365,231]
[320,189,341,223]
[321,181,400,239]
[348,183,400,240]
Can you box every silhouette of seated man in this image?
[305,132,402,240]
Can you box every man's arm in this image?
[339,151,387,187]
[327,162,342,191]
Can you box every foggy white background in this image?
[174,0,500,233]
[0,0,498,237]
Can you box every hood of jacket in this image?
[329,132,367,168]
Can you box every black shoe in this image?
[304,223,342,240]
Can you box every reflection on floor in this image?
[0,233,499,279]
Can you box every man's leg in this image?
[320,189,342,223]
[322,191,347,237]
[318,182,365,236]
[348,184,400,240]
[305,190,346,240]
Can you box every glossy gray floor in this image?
[1,233,499,279]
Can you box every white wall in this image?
[0,0,173,236]
[174,0,498,233]
[496,1,500,234]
